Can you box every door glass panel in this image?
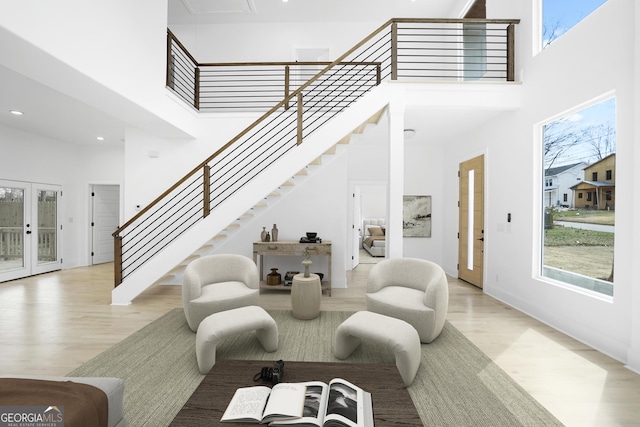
[0,186,25,272]
[37,190,57,264]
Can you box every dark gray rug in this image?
[68,309,563,426]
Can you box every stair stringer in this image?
[111,83,393,305]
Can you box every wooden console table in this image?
[253,240,332,296]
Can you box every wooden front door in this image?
[458,155,484,288]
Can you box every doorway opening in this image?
[90,184,120,265]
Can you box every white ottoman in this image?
[196,306,278,374]
[334,311,421,386]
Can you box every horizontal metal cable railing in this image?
[167,19,518,112]
[114,18,519,286]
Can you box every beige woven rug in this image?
[68,309,563,426]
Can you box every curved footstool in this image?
[334,311,421,386]
[196,306,278,374]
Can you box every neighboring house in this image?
[571,154,616,210]
[543,162,586,208]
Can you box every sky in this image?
[543,0,608,44]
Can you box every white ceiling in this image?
[0,0,481,147]
[168,0,463,25]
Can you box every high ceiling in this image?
[168,0,462,25]
[1,0,481,147]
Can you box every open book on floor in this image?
[221,378,373,427]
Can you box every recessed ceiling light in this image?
[96,136,105,141]
[10,110,24,116]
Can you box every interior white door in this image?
[91,185,120,265]
[351,188,362,268]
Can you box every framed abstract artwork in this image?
[403,195,432,237]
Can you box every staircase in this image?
[153,107,386,287]
[112,18,519,304]
[111,86,391,304]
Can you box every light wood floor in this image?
[1,261,639,427]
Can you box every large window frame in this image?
[538,96,616,297]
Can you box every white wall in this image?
[442,0,638,369]
[0,0,199,140]
[170,22,381,63]
[0,125,124,268]
[360,186,386,220]
[122,114,258,218]
[403,138,445,265]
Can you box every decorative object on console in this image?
[302,248,312,277]
[271,224,279,242]
[265,232,271,242]
[300,232,321,243]
[261,227,267,242]
[403,195,432,237]
[284,271,299,286]
[267,268,281,286]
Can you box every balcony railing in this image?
[167,18,519,112]
[113,18,519,286]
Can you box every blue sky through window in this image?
[544,98,616,168]
[543,0,608,47]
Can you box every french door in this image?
[458,155,485,288]
[0,180,62,282]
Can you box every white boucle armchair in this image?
[366,257,449,343]
[182,254,260,332]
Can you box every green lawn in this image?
[544,225,614,247]
[552,209,615,225]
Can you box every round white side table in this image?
[291,273,321,320]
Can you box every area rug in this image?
[68,309,563,426]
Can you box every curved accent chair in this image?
[366,257,449,343]
[182,254,260,332]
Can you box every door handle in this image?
[26,231,32,234]
[477,237,484,241]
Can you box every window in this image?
[542,0,608,49]
[541,97,616,296]
[545,178,553,187]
